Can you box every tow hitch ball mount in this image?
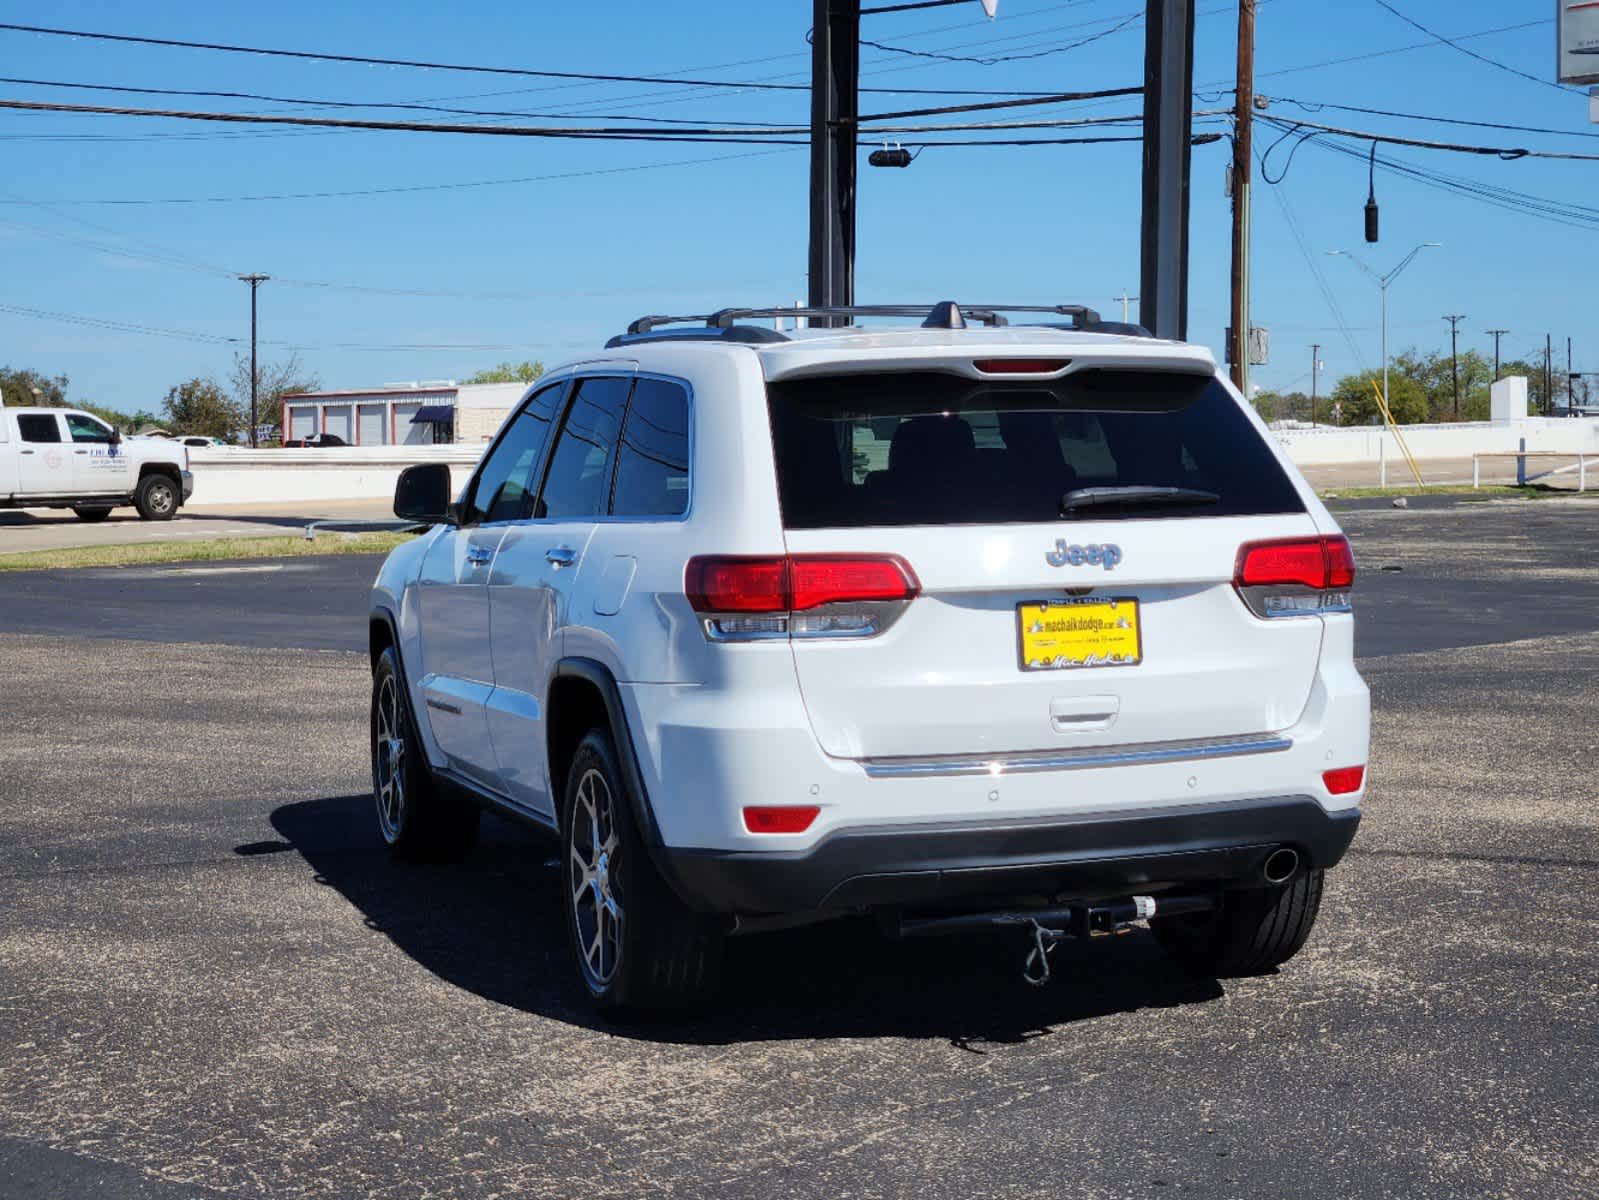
[897,893,1219,987]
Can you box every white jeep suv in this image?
[369,303,1368,1013]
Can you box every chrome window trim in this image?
[860,733,1293,779]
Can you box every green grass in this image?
[0,531,416,572]
[1319,484,1598,501]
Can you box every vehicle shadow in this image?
[262,794,1225,1048]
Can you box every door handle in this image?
[465,546,494,567]
[545,546,578,567]
[73,449,88,455]
[20,449,34,455]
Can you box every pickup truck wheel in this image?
[1152,869,1324,977]
[561,728,722,1016]
[72,506,113,522]
[134,474,179,521]
[370,647,479,862]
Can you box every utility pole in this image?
[808,0,858,320]
[1228,0,1256,394]
[1545,332,1553,416]
[1310,343,1320,426]
[1443,314,1467,419]
[1113,291,1139,323]
[1138,0,1196,341]
[1487,328,1509,382]
[238,273,269,447]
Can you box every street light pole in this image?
[238,273,269,446]
[1310,342,1320,427]
[1327,243,1439,414]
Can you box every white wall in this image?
[187,445,483,505]
[1272,418,1599,466]
[183,419,1599,506]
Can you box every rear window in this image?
[766,368,1304,528]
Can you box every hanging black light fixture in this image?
[1364,141,1380,243]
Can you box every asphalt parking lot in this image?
[1,497,1596,1199]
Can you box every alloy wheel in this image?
[569,768,623,988]
[374,673,406,843]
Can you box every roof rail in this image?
[614,300,1142,346]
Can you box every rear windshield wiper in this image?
[1060,485,1220,514]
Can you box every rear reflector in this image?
[1323,765,1365,795]
[972,358,1070,375]
[686,554,918,613]
[1235,535,1356,590]
[743,805,820,834]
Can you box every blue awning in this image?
[410,405,454,424]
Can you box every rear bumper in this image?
[660,796,1360,915]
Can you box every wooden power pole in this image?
[1443,313,1467,419]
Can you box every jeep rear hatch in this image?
[763,364,1331,761]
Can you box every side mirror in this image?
[109,428,123,445]
[394,463,456,525]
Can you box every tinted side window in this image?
[467,383,563,524]
[536,377,629,520]
[17,415,61,444]
[66,414,113,443]
[611,378,689,518]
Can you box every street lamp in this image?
[1327,242,1441,414]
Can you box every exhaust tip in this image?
[1262,847,1301,885]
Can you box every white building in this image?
[280,381,527,446]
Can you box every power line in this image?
[0,146,799,206]
[0,299,532,352]
[855,11,1141,65]
[0,300,239,344]
[0,21,1083,98]
[1267,95,1599,142]
[0,74,807,127]
[1252,19,1552,84]
[1368,0,1581,96]
[0,97,807,141]
[1282,134,1599,232]
[0,95,1174,140]
[1254,113,1599,162]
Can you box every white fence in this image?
[186,444,484,506]
[181,419,1599,507]
[1271,418,1599,466]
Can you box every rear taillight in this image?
[1233,535,1355,619]
[686,554,919,641]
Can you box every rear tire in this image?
[561,728,722,1016]
[73,506,113,522]
[370,646,479,861]
[1153,869,1324,976]
[134,474,179,521]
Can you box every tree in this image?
[465,360,544,385]
[0,366,68,408]
[231,351,320,439]
[163,378,244,440]
[1388,347,1492,422]
[1330,369,1427,427]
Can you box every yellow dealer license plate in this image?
[1018,597,1142,671]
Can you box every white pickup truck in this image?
[0,406,193,521]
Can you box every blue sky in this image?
[0,0,1592,412]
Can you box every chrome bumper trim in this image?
[860,733,1294,779]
